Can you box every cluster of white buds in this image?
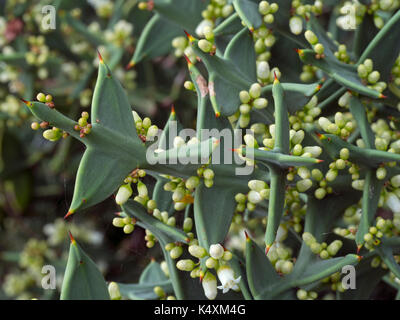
[104,20,133,47]
[302,232,343,259]
[132,111,159,142]
[321,272,346,292]
[304,30,324,58]
[172,36,197,63]
[238,83,269,128]
[253,25,275,62]
[234,180,270,213]
[112,215,136,234]
[357,59,387,92]
[297,288,318,300]
[258,1,279,25]
[318,112,356,138]
[267,239,294,275]
[289,96,321,130]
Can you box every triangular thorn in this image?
[20,98,31,106]
[97,50,103,63]
[356,244,362,255]
[126,61,135,70]
[68,231,76,244]
[64,209,75,219]
[183,54,192,66]
[215,111,221,118]
[244,230,249,240]
[184,30,194,43]
[265,245,271,255]
[379,93,387,99]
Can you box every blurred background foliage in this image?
[0,0,199,300]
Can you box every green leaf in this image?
[60,234,110,300]
[153,0,206,33]
[358,9,400,81]
[139,260,168,284]
[233,0,262,31]
[298,49,383,99]
[224,27,257,82]
[92,59,139,140]
[213,13,243,37]
[117,260,173,300]
[272,78,290,154]
[339,256,387,300]
[193,182,238,248]
[348,95,375,149]
[245,234,280,299]
[355,169,384,247]
[377,246,400,279]
[306,14,338,58]
[129,14,181,66]
[118,281,172,300]
[264,167,286,248]
[122,200,188,243]
[288,254,359,287]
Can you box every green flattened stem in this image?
[355,169,384,248]
[61,233,110,300]
[265,167,287,249]
[272,77,290,154]
[121,200,188,243]
[245,233,280,299]
[297,49,383,99]
[241,147,322,168]
[348,95,375,149]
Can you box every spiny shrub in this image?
[20,0,400,300]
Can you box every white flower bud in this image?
[115,184,133,205]
[173,136,186,148]
[108,282,121,300]
[202,272,217,300]
[209,243,224,259]
[248,180,267,192]
[217,265,241,293]
[176,259,196,271]
[248,190,262,204]
[386,193,400,213]
[289,16,303,35]
[257,61,270,80]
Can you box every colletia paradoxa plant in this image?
[20,0,400,300]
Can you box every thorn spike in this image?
[126,61,135,70]
[68,231,76,244]
[97,50,103,63]
[64,209,75,219]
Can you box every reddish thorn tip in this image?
[20,98,31,106]
[356,245,362,255]
[184,30,194,42]
[68,231,75,243]
[265,245,271,255]
[244,230,249,240]
[379,94,387,99]
[97,50,103,63]
[316,159,324,163]
[171,104,175,114]
[273,71,278,81]
[357,255,363,262]
[126,61,135,70]
[183,54,192,66]
[215,111,221,118]
[64,210,74,219]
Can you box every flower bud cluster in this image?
[318,112,356,139]
[234,180,270,213]
[358,59,387,93]
[132,111,159,142]
[302,232,343,259]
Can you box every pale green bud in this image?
[112,217,125,228]
[108,282,121,300]
[296,179,312,192]
[253,97,268,109]
[188,245,207,258]
[248,180,267,192]
[248,190,263,203]
[176,259,196,271]
[198,39,213,53]
[116,184,133,205]
[249,83,261,99]
[123,224,134,234]
[170,246,183,259]
[239,91,251,104]
[305,30,318,45]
